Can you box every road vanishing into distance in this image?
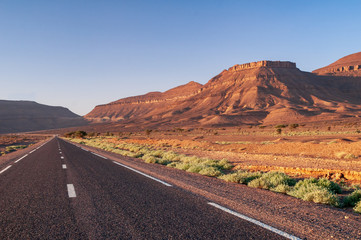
[0,137,299,239]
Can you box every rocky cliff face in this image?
[0,100,87,133]
[85,56,361,128]
[313,52,361,76]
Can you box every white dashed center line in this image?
[67,184,76,198]
[61,156,64,159]
[62,164,67,169]
[0,165,12,174]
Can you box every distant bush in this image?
[219,171,262,184]
[271,184,291,194]
[64,131,87,138]
[289,124,299,129]
[199,167,222,177]
[343,190,361,207]
[5,145,27,152]
[288,178,340,206]
[247,171,296,191]
[354,201,361,213]
[275,124,287,128]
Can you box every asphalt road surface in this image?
[0,137,295,239]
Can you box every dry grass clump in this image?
[343,190,361,207]
[288,178,340,206]
[218,171,262,184]
[354,201,361,213]
[247,171,296,192]
[335,151,358,159]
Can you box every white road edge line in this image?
[92,152,107,159]
[15,154,28,163]
[67,184,76,198]
[29,149,36,154]
[0,165,12,174]
[113,161,172,187]
[207,202,301,240]
[62,164,67,169]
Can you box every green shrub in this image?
[248,171,296,190]
[275,124,287,128]
[248,178,266,189]
[344,190,361,207]
[5,145,27,152]
[173,162,191,171]
[317,178,342,194]
[219,171,261,184]
[289,124,299,129]
[354,201,361,213]
[288,178,340,206]
[303,188,339,205]
[142,155,157,163]
[186,165,203,173]
[199,167,222,177]
[271,184,291,194]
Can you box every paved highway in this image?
[0,137,297,239]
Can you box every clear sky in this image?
[1,0,361,115]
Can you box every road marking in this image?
[207,202,301,240]
[0,165,12,174]
[62,164,67,169]
[67,184,76,198]
[61,156,64,159]
[92,152,107,159]
[113,161,172,187]
[81,148,89,152]
[29,149,36,154]
[59,152,62,154]
[15,154,28,163]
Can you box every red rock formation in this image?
[313,52,361,76]
[85,56,361,128]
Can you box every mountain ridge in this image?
[85,55,361,128]
[0,100,87,133]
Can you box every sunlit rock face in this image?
[85,55,361,127]
[313,52,361,76]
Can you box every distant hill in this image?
[85,54,361,128]
[313,52,361,76]
[0,100,87,133]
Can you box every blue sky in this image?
[1,0,361,115]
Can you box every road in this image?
[0,137,296,239]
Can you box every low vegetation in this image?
[70,137,232,177]
[1,145,27,156]
[68,136,361,214]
